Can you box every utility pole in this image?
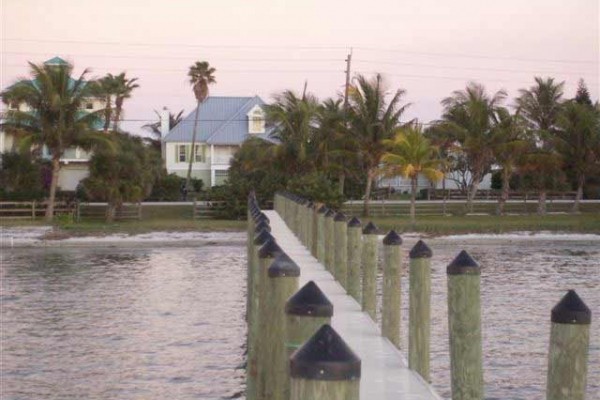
[343,48,353,110]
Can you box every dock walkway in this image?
[264,210,442,400]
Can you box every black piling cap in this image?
[285,281,334,317]
[383,230,402,245]
[317,206,328,214]
[409,240,433,259]
[290,324,361,381]
[268,253,301,278]
[447,250,480,275]
[258,239,283,259]
[551,290,591,325]
[362,221,378,235]
[347,217,362,227]
[254,220,271,233]
[325,209,336,218]
[253,229,273,246]
[334,212,347,222]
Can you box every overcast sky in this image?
[1,0,599,136]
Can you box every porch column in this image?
[210,145,215,187]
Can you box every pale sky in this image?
[1,0,599,136]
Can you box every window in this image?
[215,170,229,185]
[9,102,19,110]
[177,145,188,162]
[194,145,205,163]
[176,144,205,163]
[247,106,265,134]
[85,102,94,110]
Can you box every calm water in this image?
[1,238,599,399]
[1,246,247,400]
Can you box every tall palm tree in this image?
[347,73,409,216]
[555,100,599,212]
[112,72,139,132]
[516,77,565,211]
[91,73,119,133]
[314,98,359,195]
[265,89,320,175]
[185,61,216,195]
[437,82,506,212]
[382,124,444,225]
[1,61,109,220]
[492,108,528,215]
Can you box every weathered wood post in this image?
[324,209,336,272]
[263,253,301,400]
[311,203,319,257]
[546,290,591,400]
[447,250,484,400]
[316,206,328,265]
[305,201,314,251]
[346,217,362,303]
[255,239,284,400]
[285,281,334,399]
[409,239,432,381]
[361,221,379,321]
[247,228,273,400]
[289,324,361,400]
[382,230,402,348]
[333,212,348,287]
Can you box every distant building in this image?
[0,56,105,191]
[162,96,273,187]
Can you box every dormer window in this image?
[247,105,265,134]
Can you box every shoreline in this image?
[2,226,599,248]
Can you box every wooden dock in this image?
[263,209,442,400]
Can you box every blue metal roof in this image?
[163,96,275,145]
[44,56,69,66]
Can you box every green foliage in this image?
[491,170,502,190]
[149,173,186,201]
[0,152,46,200]
[81,133,160,206]
[286,172,345,209]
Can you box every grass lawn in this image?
[369,213,600,236]
[2,204,599,237]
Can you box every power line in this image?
[3,37,597,65]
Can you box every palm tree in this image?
[382,124,444,225]
[1,61,109,220]
[92,73,120,133]
[437,82,506,212]
[185,61,216,195]
[265,89,320,175]
[492,108,528,215]
[112,72,139,131]
[555,100,599,212]
[347,73,409,216]
[516,77,565,211]
[142,108,185,150]
[314,98,360,195]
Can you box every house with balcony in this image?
[0,56,105,191]
[162,96,273,186]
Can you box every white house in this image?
[0,56,105,191]
[162,96,273,187]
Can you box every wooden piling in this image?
[409,240,432,381]
[285,281,334,399]
[546,290,591,400]
[289,324,361,400]
[316,206,328,265]
[311,203,319,257]
[305,202,314,250]
[346,217,362,303]
[361,222,378,321]
[382,230,402,348]
[324,209,336,272]
[333,212,348,287]
[255,239,284,400]
[447,250,484,400]
[263,253,301,400]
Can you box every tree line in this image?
[2,58,599,223]
[221,74,599,221]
